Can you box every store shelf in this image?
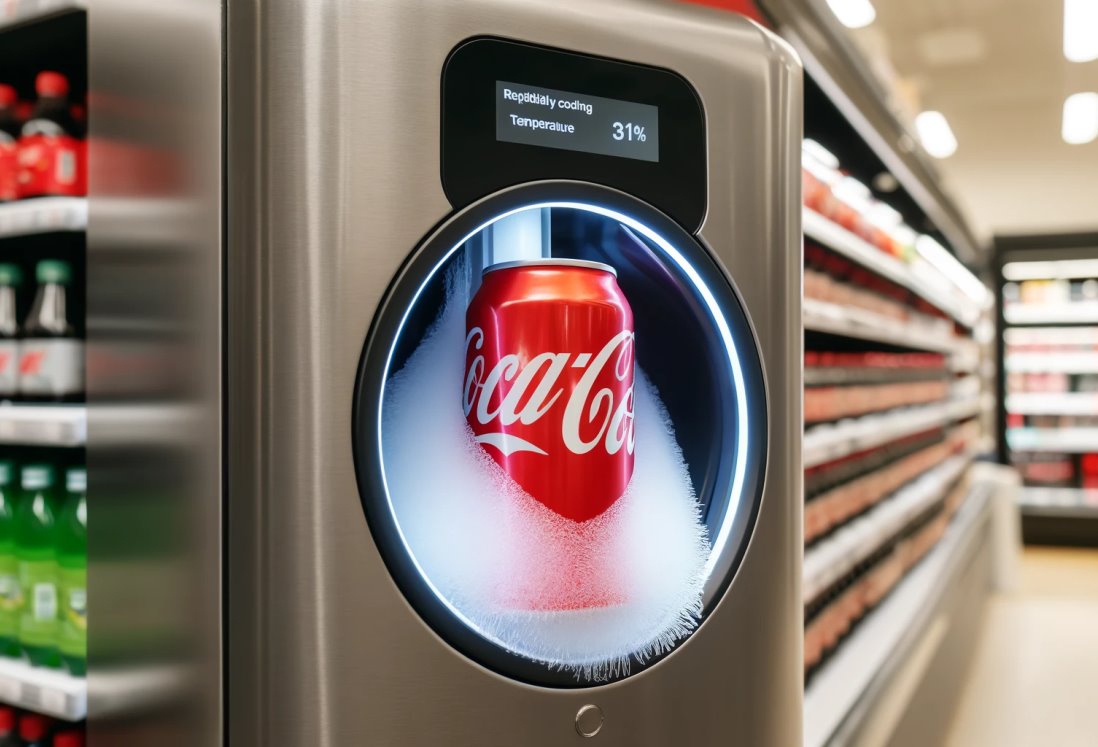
[804,398,977,469]
[1005,303,1098,325]
[0,198,87,239]
[803,209,973,327]
[0,404,85,446]
[1005,352,1098,373]
[803,298,958,353]
[0,656,84,720]
[1006,392,1098,416]
[1007,427,1098,453]
[803,455,970,604]
[1005,326,1098,345]
[803,481,991,747]
[1018,487,1098,517]
[0,0,83,32]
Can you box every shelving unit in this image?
[803,209,976,328]
[0,0,85,32]
[0,404,85,446]
[0,197,86,238]
[999,252,1098,546]
[804,455,971,602]
[1006,392,1098,416]
[804,482,992,747]
[1006,427,1098,453]
[804,398,979,469]
[0,656,85,720]
[1004,303,1098,325]
[803,298,959,354]
[0,0,90,727]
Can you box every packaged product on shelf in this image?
[57,468,85,676]
[15,464,60,668]
[17,714,52,747]
[0,461,19,658]
[16,72,86,200]
[0,706,14,747]
[53,730,84,747]
[0,264,22,401]
[0,85,18,203]
[18,261,83,403]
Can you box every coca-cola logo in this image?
[463,326,636,458]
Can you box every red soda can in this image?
[463,259,636,523]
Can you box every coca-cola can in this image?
[463,259,636,523]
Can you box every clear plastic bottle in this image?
[18,261,83,403]
[57,467,86,676]
[0,461,19,658]
[15,463,60,668]
[0,264,22,401]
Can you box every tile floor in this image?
[943,546,1098,747]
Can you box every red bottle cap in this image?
[0,85,15,107]
[19,713,50,740]
[54,730,85,747]
[36,71,69,98]
[0,706,13,732]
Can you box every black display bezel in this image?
[442,37,708,233]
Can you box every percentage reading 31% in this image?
[612,122,647,142]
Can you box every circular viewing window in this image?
[353,181,766,687]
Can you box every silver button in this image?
[575,704,604,738]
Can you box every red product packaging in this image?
[464,259,636,523]
[0,85,18,201]
[17,71,86,198]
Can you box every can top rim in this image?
[482,258,617,277]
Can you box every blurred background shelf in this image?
[803,455,971,603]
[1006,427,1098,453]
[1006,392,1098,416]
[1004,304,1098,326]
[803,298,959,353]
[804,399,979,469]
[803,208,973,327]
[0,404,85,446]
[803,481,992,747]
[0,197,87,238]
[1004,352,1098,373]
[0,656,84,720]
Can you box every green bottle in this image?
[57,467,86,676]
[0,461,19,657]
[15,464,60,668]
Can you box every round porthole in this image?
[352,181,767,687]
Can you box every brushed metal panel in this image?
[226,1,801,744]
[87,1,223,745]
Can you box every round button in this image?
[575,704,604,738]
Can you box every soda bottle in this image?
[57,467,85,676]
[19,261,83,403]
[0,706,15,747]
[0,264,22,401]
[53,731,84,747]
[0,85,18,202]
[16,72,85,199]
[16,463,60,668]
[0,461,19,658]
[16,714,51,747]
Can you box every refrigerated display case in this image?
[0,1,89,739]
[997,236,1098,547]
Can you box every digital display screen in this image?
[495,81,659,163]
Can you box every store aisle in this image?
[944,547,1098,747]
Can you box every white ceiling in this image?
[844,0,1098,244]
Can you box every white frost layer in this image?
[381,267,710,681]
